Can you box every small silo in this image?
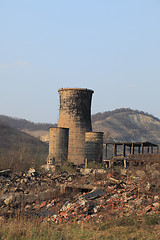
[85,132,104,163]
[57,88,94,165]
[48,127,69,164]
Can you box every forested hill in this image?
[0,115,55,131]
[0,115,56,139]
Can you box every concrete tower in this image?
[48,127,69,164]
[57,88,94,165]
[85,132,104,163]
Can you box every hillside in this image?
[91,108,160,123]
[92,108,160,144]
[0,115,54,130]
[0,115,56,139]
[0,121,48,171]
[1,108,160,144]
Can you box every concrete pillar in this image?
[114,144,117,156]
[85,158,88,168]
[124,159,127,168]
[106,144,108,159]
[109,160,112,168]
[129,146,132,154]
[132,143,134,154]
[123,143,126,157]
[104,143,107,160]
[151,146,153,153]
[141,143,144,154]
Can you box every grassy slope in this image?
[0,122,48,171]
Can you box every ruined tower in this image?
[57,88,94,165]
[48,127,69,164]
[85,132,104,163]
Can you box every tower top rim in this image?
[58,88,94,93]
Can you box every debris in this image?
[1,165,160,224]
[0,169,12,177]
[82,189,105,200]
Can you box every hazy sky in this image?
[0,0,160,123]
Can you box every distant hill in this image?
[0,115,54,131]
[0,115,56,139]
[92,108,160,144]
[91,108,160,123]
[0,121,48,171]
[1,108,160,145]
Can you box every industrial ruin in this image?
[1,88,160,235]
[47,88,104,165]
[47,87,159,167]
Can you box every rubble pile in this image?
[0,168,57,216]
[0,164,160,224]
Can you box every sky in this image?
[0,0,160,123]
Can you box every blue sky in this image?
[0,0,160,123]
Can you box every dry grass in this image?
[0,143,48,171]
[1,214,160,240]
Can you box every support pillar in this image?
[106,144,108,159]
[132,143,134,154]
[123,143,126,157]
[103,143,108,160]
[141,143,144,154]
[124,159,127,168]
[85,158,88,168]
[114,144,117,156]
[151,146,153,153]
[129,146,132,154]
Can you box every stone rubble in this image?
[0,166,160,224]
